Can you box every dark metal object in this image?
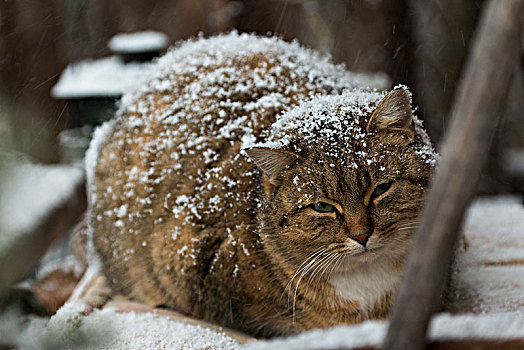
[66,97,118,127]
[120,50,163,63]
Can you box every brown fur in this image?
[91,35,435,337]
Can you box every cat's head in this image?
[245,87,437,274]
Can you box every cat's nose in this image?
[346,215,373,246]
[350,231,372,246]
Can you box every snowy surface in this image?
[85,120,117,206]
[448,195,524,313]
[118,31,389,114]
[51,56,151,98]
[108,31,169,54]
[0,154,84,250]
[246,311,524,350]
[19,301,240,350]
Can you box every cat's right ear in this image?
[366,89,415,142]
[245,147,300,186]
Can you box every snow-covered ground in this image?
[18,302,240,350]
[0,154,85,295]
[0,155,84,241]
[8,195,523,349]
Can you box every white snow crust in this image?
[85,120,117,205]
[19,301,240,350]
[449,195,524,313]
[118,31,389,113]
[51,56,151,98]
[108,31,169,53]
[246,311,524,350]
[84,119,117,269]
[0,156,84,250]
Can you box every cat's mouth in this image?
[329,245,389,269]
[333,247,366,255]
[329,247,386,274]
[329,241,383,256]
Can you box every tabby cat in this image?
[88,32,437,337]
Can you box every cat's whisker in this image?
[282,249,326,305]
[397,221,420,229]
[292,252,331,321]
[326,254,345,281]
[304,252,336,293]
[313,253,339,289]
[286,249,325,287]
[293,259,321,322]
[292,252,328,298]
[314,252,338,283]
[305,253,343,297]
[397,226,419,231]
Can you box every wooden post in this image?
[382,1,524,350]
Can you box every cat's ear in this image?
[245,147,300,186]
[366,89,415,140]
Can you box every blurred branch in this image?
[409,0,481,144]
[281,0,334,53]
[70,0,89,63]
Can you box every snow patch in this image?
[108,31,169,54]
[19,301,240,350]
[0,156,84,251]
[246,311,524,350]
[51,56,151,98]
[84,119,117,270]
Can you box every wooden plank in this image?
[382,1,524,350]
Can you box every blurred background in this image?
[0,0,522,193]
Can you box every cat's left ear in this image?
[245,147,300,186]
[366,89,415,141]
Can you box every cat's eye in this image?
[371,181,393,199]
[311,202,336,213]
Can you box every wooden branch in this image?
[382,1,524,350]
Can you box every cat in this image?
[87,32,437,337]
